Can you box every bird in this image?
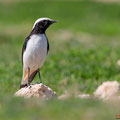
[20,17,57,89]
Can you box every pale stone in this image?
[58,93,70,100]
[94,81,120,100]
[117,59,120,66]
[14,83,57,99]
[77,94,90,99]
[58,91,90,100]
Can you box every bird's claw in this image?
[28,85,32,89]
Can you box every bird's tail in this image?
[20,69,38,89]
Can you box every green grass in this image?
[0,98,118,120]
[0,0,120,120]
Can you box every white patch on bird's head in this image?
[32,17,52,29]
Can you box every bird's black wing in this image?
[21,36,30,66]
[46,37,49,54]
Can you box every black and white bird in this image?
[20,17,57,89]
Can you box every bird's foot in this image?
[29,85,32,89]
[28,84,32,89]
[39,81,42,84]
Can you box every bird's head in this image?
[32,17,57,33]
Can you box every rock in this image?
[117,59,120,66]
[58,93,70,100]
[14,83,57,99]
[94,81,120,100]
[58,91,90,100]
[77,94,90,99]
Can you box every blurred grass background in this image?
[0,0,120,120]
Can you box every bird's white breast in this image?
[23,34,47,70]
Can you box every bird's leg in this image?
[28,67,31,88]
[38,70,42,83]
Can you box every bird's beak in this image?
[51,20,58,24]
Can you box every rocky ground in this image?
[15,81,120,101]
